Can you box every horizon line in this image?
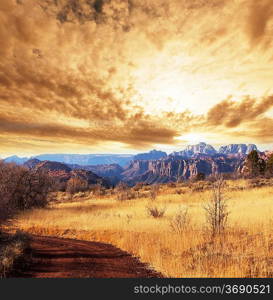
[2,142,273,159]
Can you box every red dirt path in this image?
[11,235,163,278]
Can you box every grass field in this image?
[14,179,273,277]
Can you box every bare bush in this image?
[116,189,138,201]
[149,184,159,201]
[222,172,238,180]
[204,176,229,236]
[66,177,88,194]
[115,182,139,201]
[169,207,190,233]
[191,181,212,193]
[89,183,105,196]
[206,174,218,183]
[133,182,144,191]
[194,172,206,181]
[167,182,177,188]
[15,168,53,209]
[247,178,269,189]
[54,180,67,192]
[0,162,52,224]
[115,181,129,192]
[0,231,29,278]
[175,189,185,195]
[147,205,166,218]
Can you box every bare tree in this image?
[66,177,88,194]
[204,175,229,236]
[0,162,53,225]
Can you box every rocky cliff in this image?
[219,144,258,155]
[171,143,259,158]
[24,159,109,186]
[122,155,245,185]
[170,142,217,157]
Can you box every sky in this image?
[0,0,273,157]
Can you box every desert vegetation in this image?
[0,161,52,276]
[0,231,29,278]
[0,161,52,219]
[204,176,229,235]
[1,152,273,277]
[11,175,273,278]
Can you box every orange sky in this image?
[0,0,273,156]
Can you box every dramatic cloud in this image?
[0,0,273,156]
[207,95,273,128]
[246,0,273,46]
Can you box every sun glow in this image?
[130,52,240,116]
[176,132,208,144]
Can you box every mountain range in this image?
[170,142,258,158]
[2,143,261,166]
[3,150,167,167]
[4,154,134,167]
[7,143,271,186]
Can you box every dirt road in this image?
[11,235,163,278]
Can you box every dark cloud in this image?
[246,0,273,46]
[227,118,273,143]
[206,95,273,128]
[0,110,178,148]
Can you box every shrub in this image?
[175,189,185,195]
[191,181,212,192]
[15,168,53,209]
[169,207,190,233]
[147,205,166,218]
[66,177,88,194]
[204,176,229,236]
[0,162,52,224]
[116,189,138,201]
[206,175,218,183]
[191,183,204,192]
[54,180,67,192]
[133,182,144,191]
[194,172,206,181]
[245,150,266,177]
[0,231,30,278]
[115,182,129,192]
[149,184,159,201]
[89,183,105,196]
[143,185,152,191]
[265,153,273,177]
[167,182,177,188]
[222,172,237,180]
[247,178,269,188]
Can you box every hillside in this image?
[24,159,109,187]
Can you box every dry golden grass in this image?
[13,179,273,277]
[0,231,29,278]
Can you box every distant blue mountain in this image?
[3,144,260,167]
[3,154,134,166]
[33,154,134,167]
[133,149,167,160]
[4,151,168,167]
[3,155,28,164]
